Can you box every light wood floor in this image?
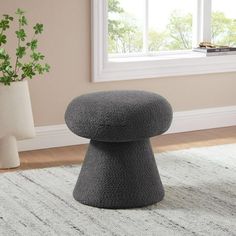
[1,126,236,173]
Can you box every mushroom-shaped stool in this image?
[65,90,173,209]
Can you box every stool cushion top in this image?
[65,90,173,142]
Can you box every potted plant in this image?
[0,9,50,169]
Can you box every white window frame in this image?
[92,0,236,82]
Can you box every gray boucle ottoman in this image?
[65,90,173,209]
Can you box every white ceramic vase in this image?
[0,81,35,169]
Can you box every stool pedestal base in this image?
[73,139,164,209]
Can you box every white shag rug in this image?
[0,144,236,236]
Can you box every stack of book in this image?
[193,47,236,56]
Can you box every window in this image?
[92,0,236,82]
[211,0,236,46]
[148,0,193,52]
[108,0,194,55]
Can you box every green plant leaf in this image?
[0,19,10,31]
[16,46,26,58]
[35,63,44,74]
[5,65,13,73]
[4,54,10,61]
[0,48,6,58]
[44,63,50,72]
[16,8,25,16]
[15,29,26,41]
[31,52,45,61]
[22,63,36,79]
[0,76,11,85]
[19,15,27,26]
[0,58,10,68]
[17,62,23,68]
[3,15,14,21]
[27,39,38,50]
[31,39,38,50]
[33,23,44,34]
[0,34,7,46]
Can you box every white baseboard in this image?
[18,106,236,152]
[167,106,236,134]
[18,125,88,152]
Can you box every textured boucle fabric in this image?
[73,139,164,209]
[65,90,173,142]
[65,90,173,208]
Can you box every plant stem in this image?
[20,74,25,81]
[14,17,21,79]
[26,33,36,50]
[16,33,36,75]
[14,58,19,80]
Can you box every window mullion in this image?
[192,0,201,48]
[195,0,212,46]
[202,0,212,42]
[143,0,149,54]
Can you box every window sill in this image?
[93,52,236,82]
[109,51,204,62]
